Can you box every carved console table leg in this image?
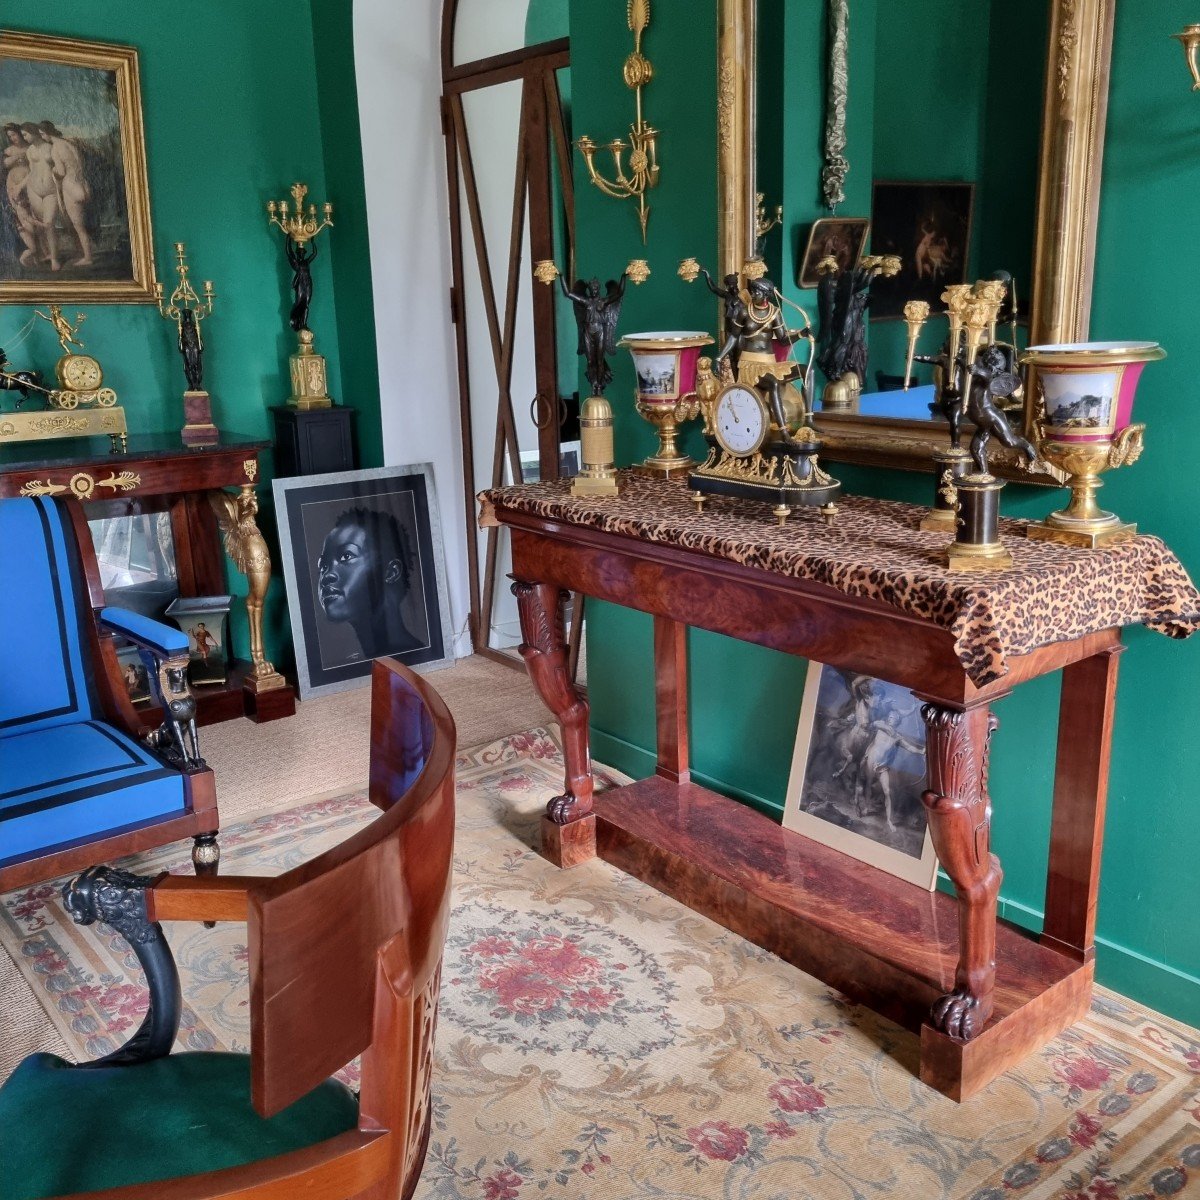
[920,703,1003,1042]
[208,482,288,696]
[511,579,596,868]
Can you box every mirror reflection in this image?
[755,0,1049,427]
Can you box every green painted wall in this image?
[310,0,384,472]
[3,2,383,665]
[577,0,1200,1025]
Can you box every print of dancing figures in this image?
[0,32,157,303]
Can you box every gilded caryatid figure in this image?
[209,486,287,693]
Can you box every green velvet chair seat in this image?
[0,1052,360,1200]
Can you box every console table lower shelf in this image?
[548,776,1089,1103]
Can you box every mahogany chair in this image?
[0,496,218,892]
[0,658,457,1200]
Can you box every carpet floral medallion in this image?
[2,728,1199,1200]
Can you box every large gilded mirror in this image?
[718,0,1115,480]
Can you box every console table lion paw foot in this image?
[482,473,1200,1101]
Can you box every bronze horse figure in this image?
[0,349,43,410]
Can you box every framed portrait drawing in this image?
[782,663,939,889]
[0,30,157,303]
[796,217,870,289]
[274,464,454,699]
[867,180,974,320]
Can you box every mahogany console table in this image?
[481,474,1200,1101]
[0,433,296,725]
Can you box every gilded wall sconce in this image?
[576,0,660,242]
[1174,24,1200,89]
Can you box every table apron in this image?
[508,524,1119,708]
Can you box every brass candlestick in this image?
[156,242,219,446]
[266,182,335,409]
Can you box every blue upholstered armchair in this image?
[0,496,219,892]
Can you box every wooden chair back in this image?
[247,659,456,1121]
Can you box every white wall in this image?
[354,0,547,658]
[353,0,471,657]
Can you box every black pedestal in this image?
[270,406,356,478]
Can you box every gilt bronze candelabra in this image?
[155,242,218,446]
[266,182,335,409]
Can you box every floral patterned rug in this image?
[2,728,1198,1200]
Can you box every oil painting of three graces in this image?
[0,52,136,284]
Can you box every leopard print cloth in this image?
[481,473,1200,687]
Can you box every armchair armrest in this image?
[99,606,190,659]
[149,874,258,924]
[100,606,205,772]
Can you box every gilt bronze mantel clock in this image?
[682,258,839,524]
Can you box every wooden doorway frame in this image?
[440,7,582,677]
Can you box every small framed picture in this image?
[782,663,938,889]
[868,180,975,320]
[166,595,232,687]
[796,217,870,289]
[273,463,454,699]
[114,643,151,706]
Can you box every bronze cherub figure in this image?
[962,342,1036,475]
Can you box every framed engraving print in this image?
[783,662,938,889]
[0,30,157,302]
[274,463,454,699]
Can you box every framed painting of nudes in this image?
[0,30,157,302]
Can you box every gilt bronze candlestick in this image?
[267,182,335,410]
[155,242,218,447]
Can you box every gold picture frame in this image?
[0,30,157,304]
[717,0,1116,482]
[796,216,870,290]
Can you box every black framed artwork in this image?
[868,180,975,320]
[273,464,454,698]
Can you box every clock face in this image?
[714,384,769,457]
[59,354,102,391]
